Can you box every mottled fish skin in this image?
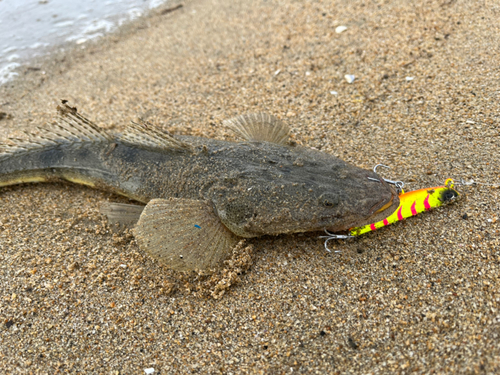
[0,104,399,239]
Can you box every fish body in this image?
[0,103,399,271]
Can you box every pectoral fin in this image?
[134,198,240,272]
[100,202,145,226]
[223,113,290,145]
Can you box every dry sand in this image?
[0,0,499,373]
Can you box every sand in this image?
[0,0,499,373]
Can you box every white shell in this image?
[344,74,355,84]
[335,25,348,34]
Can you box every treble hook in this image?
[318,230,353,253]
[367,164,405,193]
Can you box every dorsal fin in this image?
[223,113,290,145]
[120,119,194,153]
[56,101,113,143]
[0,101,112,160]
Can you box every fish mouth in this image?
[325,184,400,233]
[370,185,398,215]
[364,184,400,223]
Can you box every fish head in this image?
[211,144,400,237]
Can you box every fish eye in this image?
[319,193,339,208]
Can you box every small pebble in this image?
[335,25,348,34]
[344,74,355,83]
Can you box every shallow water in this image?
[0,0,169,85]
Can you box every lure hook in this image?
[318,230,353,253]
[368,164,405,193]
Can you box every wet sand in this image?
[0,0,499,373]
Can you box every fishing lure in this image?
[320,178,459,252]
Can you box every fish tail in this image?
[0,102,116,189]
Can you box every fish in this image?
[0,101,399,272]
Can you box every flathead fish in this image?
[0,102,399,272]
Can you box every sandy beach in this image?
[0,0,499,373]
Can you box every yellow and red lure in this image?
[321,179,459,251]
[350,178,459,236]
